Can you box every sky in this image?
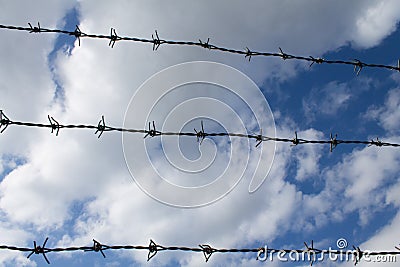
[1,1,400,266]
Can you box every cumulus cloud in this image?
[353,0,400,48]
[365,88,400,133]
[291,138,400,231]
[303,78,374,123]
[291,129,324,181]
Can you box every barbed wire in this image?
[0,22,399,74]
[1,110,399,152]
[1,238,399,265]
[0,22,399,267]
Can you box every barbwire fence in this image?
[1,238,399,265]
[1,110,398,152]
[0,23,399,74]
[1,19,400,267]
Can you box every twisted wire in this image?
[2,238,399,265]
[0,23,399,74]
[1,111,398,152]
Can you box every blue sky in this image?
[1,1,400,267]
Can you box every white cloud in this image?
[365,88,400,133]
[353,0,400,48]
[303,78,374,122]
[291,129,324,181]
[295,138,400,229]
[0,222,34,267]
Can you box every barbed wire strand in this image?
[1,111,398,152]
[1,238,400,265]
[0,23,399,74]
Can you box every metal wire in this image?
[0,23,399,74]
[1,22,399,267]
[1,238,399,265]
[1,110,399,152]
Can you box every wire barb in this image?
[28,22,41,33]
[194,120,206,144]
[144,121,161,138]
[0,110,11,133]
[95,115,107,138]
[93,239,107,258]
[352,245,363,265]
[27,237,50,264]
[309,56,324,67]
[291,131,299,146]
[73,25,82,46]
[279,47,289,60]
[47,115,60,136]
[255,129,263,147]
[199,38,211,49]
[369,137,383,147]
[109,28,121,48]
[245,47,252,61]
[304,240,317,266]
[353,59,364,76]
[330,133,338,152]
[147,239,158,261]
[199,244,215,262]
[152,30,162,51]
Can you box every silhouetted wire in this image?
[1,22,400,267]
[1,111,399,152]
[0,23,399,74]
[1,238,399,265]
